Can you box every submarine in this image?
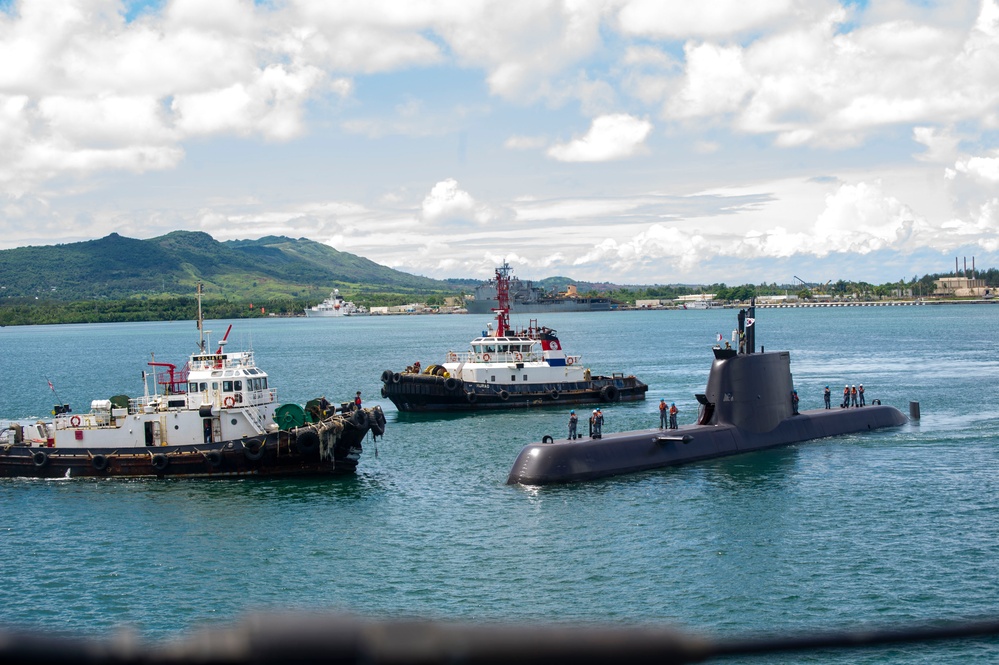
[507,303,909,485]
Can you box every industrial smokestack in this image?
[964,257,967,277]
[956,257,959,276]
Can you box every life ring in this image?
[514,352,523,362]
[32,450,49,467]
[444,377,459,391]
[205,450,223,467]
[295,430,320,455]
[567,357,574,365]
[498,390,510,401]
[70,415,81,427]
[549,390,559,400]
[482,353,491,362]
[91,454,108,471]
[223,396,236,408]
[542,435,554,444]
[243,439,265,461]
[151,453,169,471]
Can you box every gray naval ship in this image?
[508,303,908,485]
[465,262,615,314]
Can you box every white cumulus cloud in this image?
[547,114,653,162]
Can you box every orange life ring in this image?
[514,352,523,362]
[70,415,81,427]
[223,396,236,408]
[482,353,491,362]
[567,357,574,365]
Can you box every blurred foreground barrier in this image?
[2,613,999,664]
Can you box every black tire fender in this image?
[151,453,169,472]
[381,369,394,383]
[466,391,477,403]
[91,454,108,471]
[296,430,320,454]
[32,450,48,468]
[391,372,401,383]
[205,450,223,467]
[351,409,370,430]
[498,390,510,401]
[600,385,619,402]
[444,377,459,391]
[541,435,554,444]
[243,439,265,461]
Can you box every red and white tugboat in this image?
[0,285,385,479]
[380,262,647,412]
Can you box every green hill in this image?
[0,231,452,302]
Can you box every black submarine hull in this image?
[507,405,907,485]
[507,324,908,485]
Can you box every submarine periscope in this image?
[507,302,909,486]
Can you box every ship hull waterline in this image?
[381,374,648,413]
[0,427,368,480]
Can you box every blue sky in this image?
[1,0,998,286]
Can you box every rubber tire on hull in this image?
[91,454,108,471]
[351,409,370,429]
[466,391,477,404]
[391,372,402,383]
[444,377,459,391]
[151,453,169,472]
[296,430,320,455]
[600,385,620,402]
[32,451,48,467]
[244,439,265,461]
[498,390,510,401]
[205,450,223,467]
[381,369,394,383]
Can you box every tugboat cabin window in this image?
[491,375,496,382]
[511,375,516,381]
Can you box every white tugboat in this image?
[0,285,385,478]
[380,262,647,412]
[304,289,366,317]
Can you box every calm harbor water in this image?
[2,305,999,662]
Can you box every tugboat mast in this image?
[197,282,206,353]
[492,262,512,336]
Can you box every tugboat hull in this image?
[381,372,647,412]
[0,410,384,479]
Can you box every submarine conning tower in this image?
[696,302,794,434]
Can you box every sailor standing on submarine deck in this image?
[568,410,578,440]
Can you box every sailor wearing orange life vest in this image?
[668,402,678,429]
[843,385,850,408]
[659,399,667,429]
[850,385,858,407]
